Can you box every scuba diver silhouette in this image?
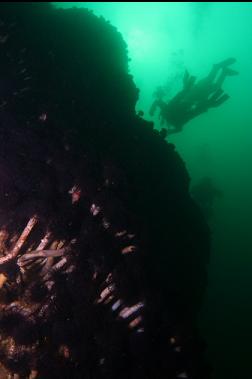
[150,57,238,135]
[191,177,223,220]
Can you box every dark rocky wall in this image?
[0,3,211,378]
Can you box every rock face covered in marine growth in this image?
[0,3,211,378]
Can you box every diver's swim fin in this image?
[216,57,236,68]
[224,67,239,76]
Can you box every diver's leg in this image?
[215,66,239,89]
[206,64,219,83]
[215,57,236,68]
[207,57,237,84]
[215,70,226,88]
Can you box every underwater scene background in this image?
[0,2,250,378]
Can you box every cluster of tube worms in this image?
[0,149,148,378]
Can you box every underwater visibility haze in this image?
[0,2,251,379]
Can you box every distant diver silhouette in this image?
[191,177,223,219]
